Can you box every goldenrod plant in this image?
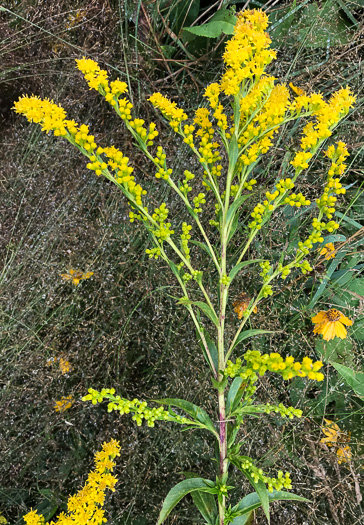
[14,9,356,525]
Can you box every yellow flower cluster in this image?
[153,146,172,180]
[181,222,192,259]
[76,59,134,121]
[248,189,279,229]
[13,95,68,136]
[82,388,192,428]
[129,119,159,146]
[54,395,74,412]
[75,57,128,101]
[13,96,146,208]
[240,76,274,117]
[239,84,290,165]
[23,439,120,525]
[238,457,292,493]
[193,108,222,171]
[284,192,311,208]
[221,10,276,96]
[298,215,339,255]
[180,169,195,194]
[202,84,228,131]
[291,88,355,171]
[226,351,324,382]
[149,92,188,132]
[316,141,348,219]
[151,203,175,240]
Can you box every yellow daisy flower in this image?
[233,292,257,319]
[312,309,353,341]
[320,419,352,464]
[336,445,352,464]
[61,268,94,286]
[320,242,336,260]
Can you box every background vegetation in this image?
[0,0,363,523]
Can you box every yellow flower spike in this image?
[23,440,120,525]
[312,308,353,341]
[220,9,276,96]
[320,242,336,260]
[148,93,188,130]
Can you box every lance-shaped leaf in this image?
[332,362,364,398]
[197,327,218,372]
[232,329,274,351]
[228,212,240,242]
[226,377,244,416]
[226,194,251,224]
[176,299,219,327]
[154,398,218,436]
[229,456,270,522]
[194,301,220,327]
[157,478,216,524]
[231,491,308,524]
[229,259,265,282]
[183,472,217,524]
[190,239,216,261]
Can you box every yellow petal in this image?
[339,314,353,326]
[322,322,335,341]
[312,311,326,324]
[334,321,347,339]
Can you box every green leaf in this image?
[183,472,217,524]
[176,298,219,327]
[183,10,236,39]
[155,398,217,435]
[228,212,240,243]
[228,135,239,167]
[331,362,364,398]
[229,259,265,282]
[202,327,218,371]
[193,301,220,327]
[231,491,308,524]
[160,45,176,59]
[157,478,216,524]
[226,195,251,225]
[336,211,363,229]
[233,329,274,351]
[168,260,180,280]
[190,239,216,260]
[197,327,217,373]
[241,471,270,522]
[226,377,243,415]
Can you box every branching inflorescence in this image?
[15,8,356,525]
